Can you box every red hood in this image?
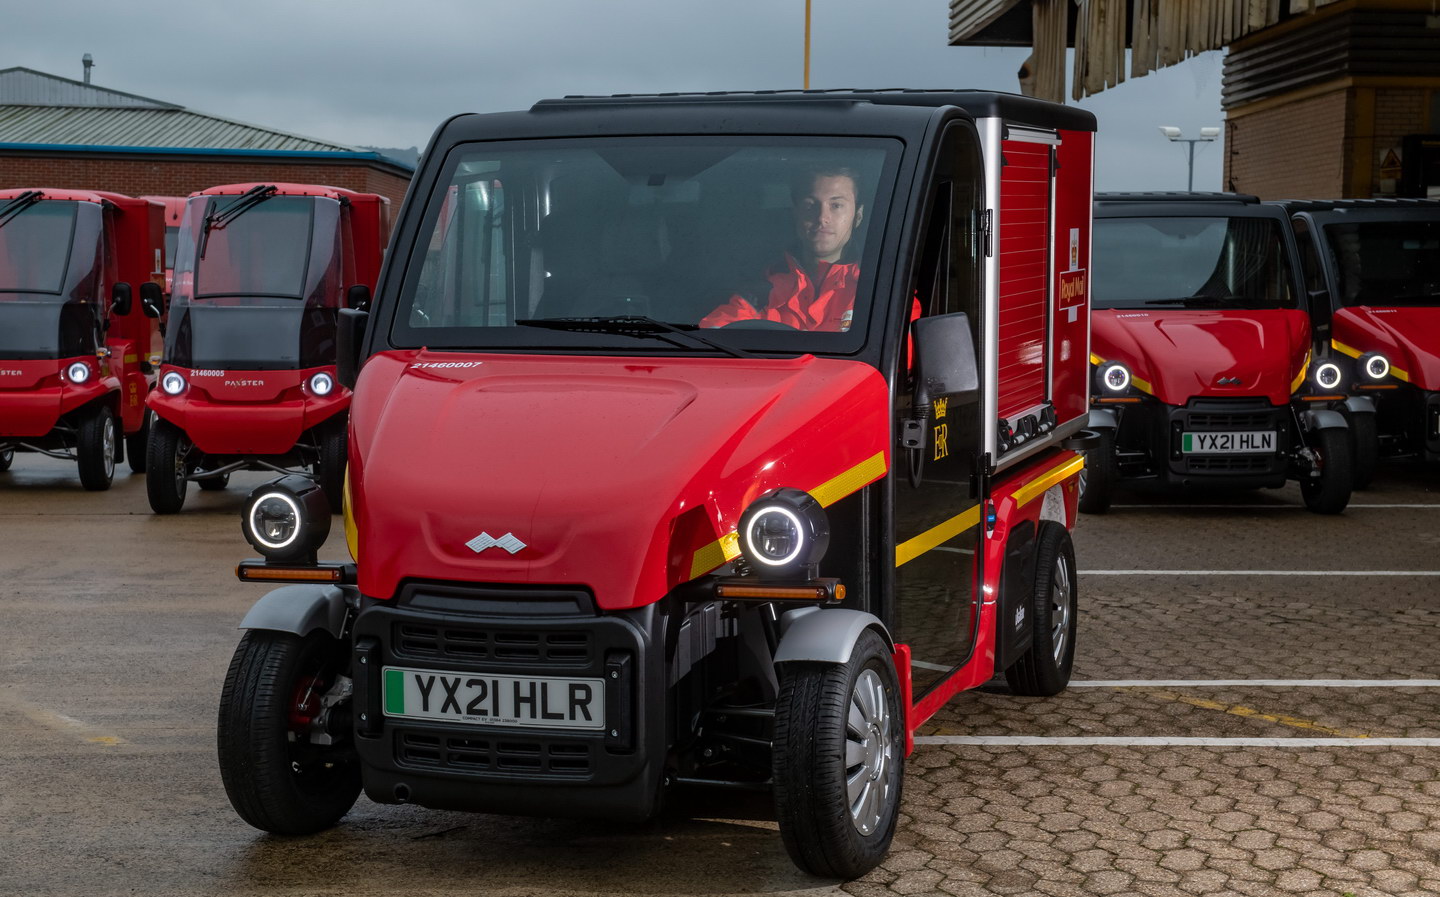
[1092,309,1311,406]
[1333,306,1440,391]
[348,351,891,609]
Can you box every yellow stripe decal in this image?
[1290,350,1311,394]
[689,451,889,579]
[895,506,981,568]
[810,451,887,508]
[1011,454,1086,510]
[343,469,358,563]
[1331,339,1410,383]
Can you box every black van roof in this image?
[532,89,1096,133]
[1270,198,1440,212]
[1097,192,1260,204]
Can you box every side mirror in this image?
[337,308,370,389]
[111,282,133,317]
[139,282,164,319]
[912,311,980,411]
[346,284,371,311]
[1308,289,1333,332]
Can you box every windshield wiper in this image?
[515,315,754,358]
[1143,295,1236,308]
[0,191,43,230]
[200,185,278,259]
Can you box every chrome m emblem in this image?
[465,532,526,555]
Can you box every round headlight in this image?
[1099,363,1131,393]
[241,474,332,563]
[738,488,829,580]
[1314,362,1343,390]
[66,362,91,384]
[308,372,335,396]
[161,371,187,395]
[1360,353,1390,381]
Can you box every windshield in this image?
[1093,216,1297,310]
[0,201,79,294]
[1325,220,1440,307]
[392,138,899,353]
[165,194,344,370]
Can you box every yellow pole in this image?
[804,0,812,89]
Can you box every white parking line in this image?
[1111,503,1440,510]
[1069,679,1440,688]
[914,736,1440,747]
[1080,570,1440,576]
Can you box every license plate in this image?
[1181,431,1276,453]
[382,666,605,731]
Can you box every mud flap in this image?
[1300,409,1347,433]
[996,519,1036,671]
[774,607,892,665]
[238,584,353,638]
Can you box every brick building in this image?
[0,67,413,207]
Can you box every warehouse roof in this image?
[0,67,410,169]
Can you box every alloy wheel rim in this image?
[102,420,115,478]
[1051,553,1072,664]
[845,668,893,836]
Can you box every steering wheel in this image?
[717,319,800,331]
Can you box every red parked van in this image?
[216,91,1098,879]
[0,189,164,488]
[144,183,388,512]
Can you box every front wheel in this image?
[126,410,151,474]
[1005,521,1078,697]
[217,630,361,835]
[1077,429,1116,514]
[313,421,347,512]
[146,418,189,514]
[1299,427,1352,515]
[1342,408,1378,491]
[76,406,117,491]
[773,629,903,879]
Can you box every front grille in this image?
[394,623,592,667]
[1184,455,1274,473]
[397,732,592,775]
[1186,410,1275,430]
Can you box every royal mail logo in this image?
[465,532,526,555]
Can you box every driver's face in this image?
[793,175,862,264]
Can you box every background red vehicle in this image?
[1279,199,1440,475]
[145,183,389,513]
[215,90,1098,879]
[0,188,164,489]
[139,195,186,295]
[1083,193,1359,514]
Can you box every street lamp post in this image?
[1159,126,1221,191]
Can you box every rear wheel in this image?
[1342,408,1378,490]
[76,406,116,491]
[217,630,361,835]
[1077,429,1116,514]
[773,629,903,879]
[313,420,347,512]
[126,410,151,474]
[1005,522,1078,697]
[146,418,189,514]
[1300,427,1352,515]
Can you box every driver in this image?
[701,166,864,330]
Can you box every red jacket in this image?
[700,253,860,331]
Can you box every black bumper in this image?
[350,584,668,821]
[1115,397,1291,488]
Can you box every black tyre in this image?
[1300,426,1352,514]
[146,418,189,514]
[126,410,151,474]
[217,630,361,835]
[0,447,12,472]
[773,629,903,879]
[76,406,116,491]
[1005,522,1078,697]
[313,420,347,512]
[1077,429,1116,514]
[1343,408,1379,491]
[197,471,231,491]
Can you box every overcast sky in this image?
[4,0,1228,191]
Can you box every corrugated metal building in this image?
[0,67,413,207]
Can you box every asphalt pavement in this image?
[2,455,1438,896]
